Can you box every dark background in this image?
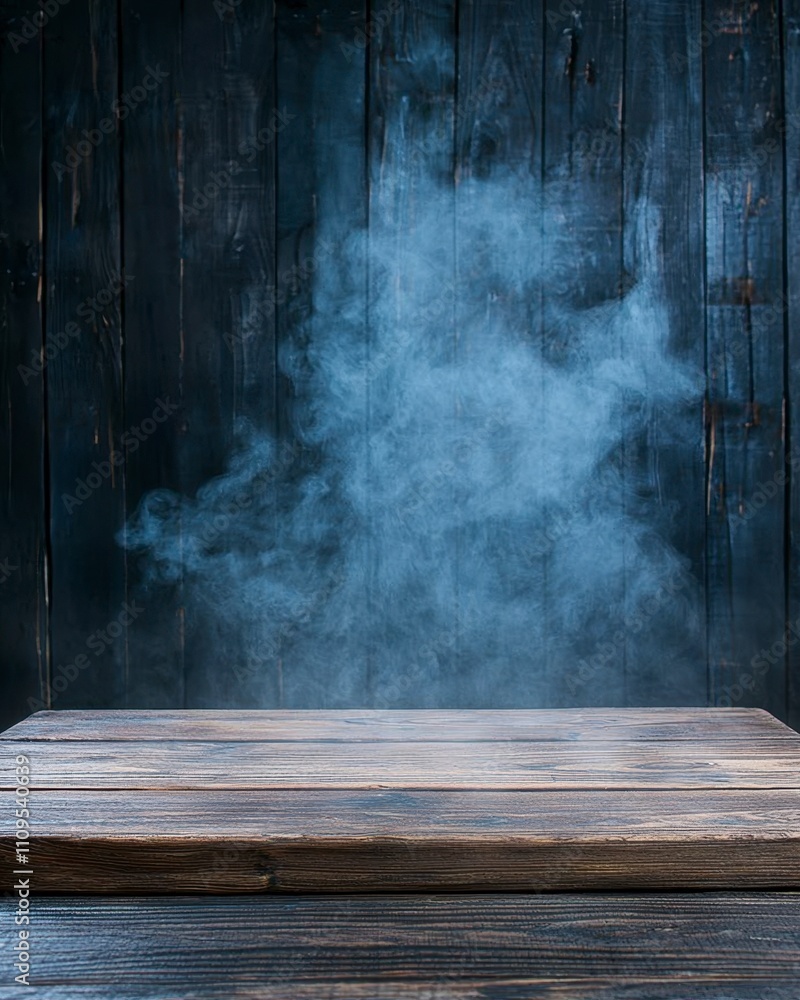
[1,0,799,731]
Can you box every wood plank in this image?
[3,806,798,891]
[1,894,798,997]
[8,786,800,839]
[621,0,707,705]
[274,0,368,707]
[42,0,125,710]
[784,0,800,734]
[0,4,48,730]
[704,0,787,718]
[3,737,799,790]
[454,0,546,705]
[3,707,796,742]
[541,0,627,705]
[367,0,458,706]
[177,0,277,707]
[119,0,185,708]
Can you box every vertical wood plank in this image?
[784,0,800,732]
[275,0,368,707]
[43,0,125,709]
[705,0,787,718]
[454,0,544,704]
[120,0,184,708]
[179,0,277,707]
[622,1,707,704]
[0,4,48,727]
[367,0,457,706]
[542,0,626,705]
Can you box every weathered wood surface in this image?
[3,0,800,729]
[4,737,800,790]
[120,0,185,709]
[2,787,800,893]
[42,0,127,713]
[1,894,798,998]
[4,706,793,741]
[784,0,800,736]
[704,0,787,717]
[0,3,48,734]
[1,709,799,892]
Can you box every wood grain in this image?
[704,0,787,717]
[1,709,798,892]
[2,787,799,892]
[0,3,48,731]
[784,0,800,736]
[4,707,793,741]
[542,0,626,705]
[4,737,800,791]
[367,0,458,706]
[120,0,185,708]
[1,894,798,998]
[43,0,126,710]
[275,0,368,707]
[622,0,707,706]
[4,0,800,731]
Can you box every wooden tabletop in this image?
[2,707,799,893]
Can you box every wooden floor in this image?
[2,708,800,998]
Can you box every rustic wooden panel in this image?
[4,706,793,741]
[6,785,800,837]
[120,0,185,708]
[275,0,368,707]
[0,5,48,730]
[177,0,278,708]
[43,0,126,710]
[622,0,707,705]
[5,736,799,790]
[367,0,458,706]
[2,785,799,892]
[784,0,800,734]
[3,1,800,724]
[704,0,787,717]
[542,0,627,705]
[2,894,798,997]
[454,0,544,705]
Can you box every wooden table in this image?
[2,707,799,997]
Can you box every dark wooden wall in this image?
[1,0,798,730]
